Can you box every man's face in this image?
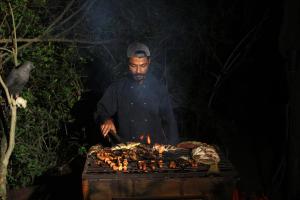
[128,56,150,82]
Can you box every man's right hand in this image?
[100,118,117,137]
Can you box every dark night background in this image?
[2,0,299,199]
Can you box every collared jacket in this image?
[95,74,179,144]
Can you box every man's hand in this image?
[100,118,117,137]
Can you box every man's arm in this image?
[159,86,179,145]
[94,84,118,136]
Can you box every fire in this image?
[147,134,151,145]
[139,134,151,145]
[139,135,144,141]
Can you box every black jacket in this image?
[95,74,179,144]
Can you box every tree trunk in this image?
[0,101,17,200]
[0,164,8,200]
[0,108,8,200]
[0,126,8,200]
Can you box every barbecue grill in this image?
[82,144,238,200]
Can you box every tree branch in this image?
[55,0,97,38]
[0,75,12,115]
[15,4,27,31]
[56,0,95,28]
[0,13,8,28]
[0,37,114,45]
[3,99,16,165]
[8,2,18,66]
[0,48,13,54]
[43,0,75,35]
[208,15,268,108]
[54,16,85,38]
[1,38,114,64]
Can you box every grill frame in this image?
[82,146,238,200]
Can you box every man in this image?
[94,42,179,144]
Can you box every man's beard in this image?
[131,73,146,82]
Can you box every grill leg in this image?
[82,178,89,200]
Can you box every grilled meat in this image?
[90,140,221,172]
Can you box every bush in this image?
[7,43,87,188]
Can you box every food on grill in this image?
[143,163,147,172]
[111,142,141,150]
[88,144,104,155]
[118,163,123,171]
[158,159,164,168]
[191,145,220,165]
[110,162,116,168]
[169,161,177,169]
[112,165,118,171]
[123,159,128,166]
[138,161,144,170]
[88,140,221,173]
[176,141,204,149]
[153,143,166,154]
[150,160,156,171]
[123,159,128,172]
[164,145,179,152]
[179,155,190,161]
[137,160,148,172]
[153,144,179,153]
[128,150,138,161]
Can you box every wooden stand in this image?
[82,158,237,200]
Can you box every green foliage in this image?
[0,0,95,188]
[78,146,87,156]
[0,0,44,37]
[7,42,86,188]
[0,0,89,188]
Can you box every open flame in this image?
[147,134,151,145]
[138,134,151,144]
[139,135,144,141]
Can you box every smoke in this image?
[82,0,209,85]
[80,0,220,136]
